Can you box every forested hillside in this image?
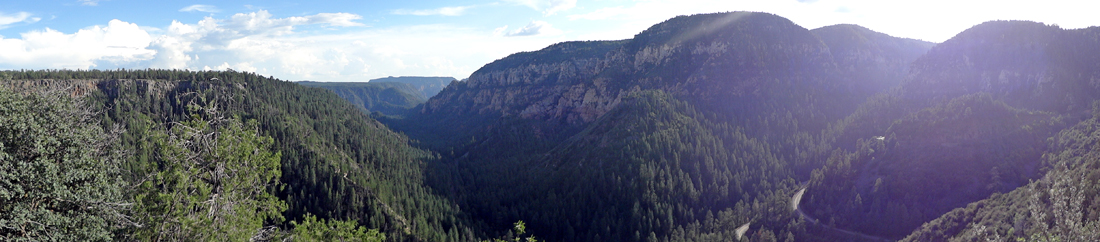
[368,76,455,98]
[811,24,936,97]
[0,69,474,241]
[801,20,1100,240]
[298,81,428,116]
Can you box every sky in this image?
[0,0,1097,81]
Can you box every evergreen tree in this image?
[127,102,285,241]
[0,87,128,241]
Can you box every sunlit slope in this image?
[808,21,1100,240]
[904,111,1100,241]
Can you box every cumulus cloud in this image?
[141,10,366,69]
[503,21,562,37]
[0,10,367,72]
[0,12,41,29]
[0,9,566,81]
[509,0,576,16]
[0,19,154,69]
[180,4,219,13]
[391,6,471,16]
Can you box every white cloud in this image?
[509,0,576,16]
[504,21,562,37]
[0,8,566,80]
[0,19,154,69]
[0,12,41,29]
[79,0,101,6]
[391,6,472,16]
[141,10,365,71]
[217,10,363,34]
[308,13,365,27]
[493,25,509,36]
[0,10,374,76]
[180,4,219,13]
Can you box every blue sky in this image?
[1,0,1097,81]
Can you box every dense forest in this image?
[0,69,476,241]
[5,11,1100,242]
[365,76,455,98]
[298,81,430,116]
[297,76,455,117]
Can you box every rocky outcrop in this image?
[2,79,178,99]
[425,48,629,123]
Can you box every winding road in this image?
[791,186,894,242]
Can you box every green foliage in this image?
[904,106,1100,241]
[127,103,285,241]
[291,214,384,242]
[481,221,538,242]
[805,94,1064,239]
[2,68,474,241]
[0,87,127,241]
[473,40,626,75]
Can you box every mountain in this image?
[802,21,1100,240]
[811,24,936,98]
[387,11,935,242]
[898,23,1100,241]
[369,76,455,98]
[298,81,427,116]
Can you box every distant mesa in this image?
[298,76,455,116]
[368,76,455,98]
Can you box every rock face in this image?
[2,79,178,99]
[425,41,625,124]
[419,12,933,135]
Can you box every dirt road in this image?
[791,187,894,242]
